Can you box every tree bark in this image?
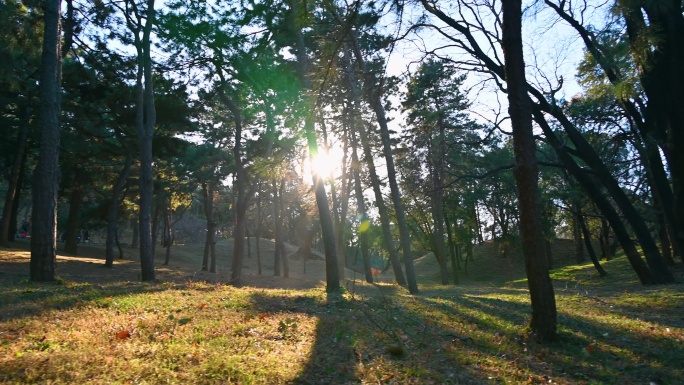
[501,0,557,341]
[30,0,63,282]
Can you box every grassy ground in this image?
[1,238,683,384]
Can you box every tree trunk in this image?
[350,129,373,283]
[429,130,451,285]
[532,92,673,283]
[273,179,282,277]
[63,183,82,255]
[444,214,459,284]
[1,105,30,246]
[279,180,289,278]
[290,0,340,293]
[619,1,684,252]
[163,204,172,265]
[578,213,608,277]
[133,0,157,282]
[534,111,654,283]
[343,47,406,286]
[256,181,263,275]
[130,218,139,249]
[30,0,62,282]
[105,137,133,267]
[502,0,557,341]
[349,34,418,294]
[573,209,585,263]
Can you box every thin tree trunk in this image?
[256,181,263,275]
[343,47,406,286]
[273,179,282,277]
[163,204,172,266]
[578,213,608,277]
[105,137,133,267]
[502,0,556,341]
[444,214,459,284]
[573,209,585,263]
[349,34,418,294]
[279,180,289,278]
[1,105,30,246]
[350,129,373,283]
[63,183,82,255]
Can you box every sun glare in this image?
[309,147,343,179]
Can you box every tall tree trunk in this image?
[321,118,349,280]
[130,0,157,282]
[290,0,340,293]
[1,105,30,246]
[30,0,63,282]
[343,47,406,286]
[502,0,557,341]
[349,33,418,294]
[429,130,450,285]
[350,129,373,283]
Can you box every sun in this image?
[309,147,344,179]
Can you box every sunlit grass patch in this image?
[2,246,684,384]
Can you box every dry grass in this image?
[1,238,683,384]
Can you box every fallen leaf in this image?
[199,303,207,309]
[259,313,267,321]
[116,330,131,340]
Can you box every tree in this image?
[500,0,556,341]
[118,0,158,281]
[288,0,341,293]
[402,58,471,284]
[30,0,68,282]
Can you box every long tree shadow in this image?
[0,246,195,323]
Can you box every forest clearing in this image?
[1,238,683,384]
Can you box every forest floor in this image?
[1,237,684,384]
